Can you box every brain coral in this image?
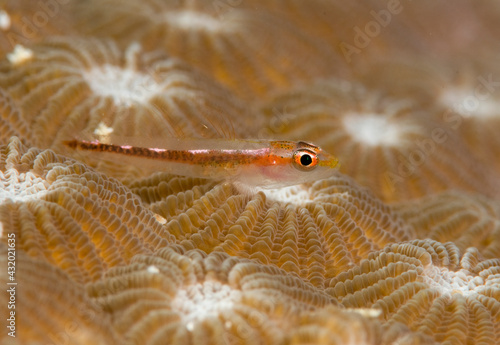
[0,136,172,283]
[0,243,121,345]
[87,246,425,345]
[127,171,415,287]
[87,247,334,345]
[392,191,500,259]
[328,239,500,345]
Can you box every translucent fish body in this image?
[64,138,340,189]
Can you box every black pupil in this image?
[300,154,313,166]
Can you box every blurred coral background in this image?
[1,1,500,344]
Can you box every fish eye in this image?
[292,149,318,171]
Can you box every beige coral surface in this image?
[1,1,500,345]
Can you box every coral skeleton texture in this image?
[1,1,500,345]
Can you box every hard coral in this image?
[393,191,500,259]
[87,247,390,345]
[128,172,415,288]
[328,239,500,345]
[0,137,171,283]
[0,243,122,345]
